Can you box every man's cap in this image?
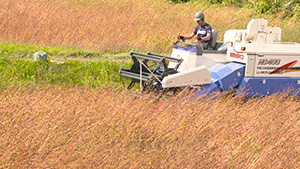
[194,11,205,21]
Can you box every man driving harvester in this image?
[179,11,212,49]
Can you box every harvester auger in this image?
[120,19,300,97]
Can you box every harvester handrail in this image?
[130,51,181,63]
[147,52,182,63]
[130,51,162,62]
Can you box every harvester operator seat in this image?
[209,30,218,50]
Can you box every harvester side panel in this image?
[246,51,300,77]
[237,77,300,96]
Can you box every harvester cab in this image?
[119,19,300,97]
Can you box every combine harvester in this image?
[119,19,300,97]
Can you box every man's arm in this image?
[183,33,196,40]
[182,32,211,41]
[200,33,211,41]
[201,25,213,41]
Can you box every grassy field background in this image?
[1,0,300,54]
[1,0,300,168]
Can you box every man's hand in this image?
[197,36,202,42]
[177,35,185,42]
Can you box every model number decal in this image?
[258,59,281,65]
[230,52,244,59]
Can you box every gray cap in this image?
[194,11,205,21]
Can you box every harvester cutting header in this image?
[119,18,300,97]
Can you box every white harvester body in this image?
[120,19,300,96]
[162,19,300,91]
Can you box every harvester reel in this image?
[119,51,182,93]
